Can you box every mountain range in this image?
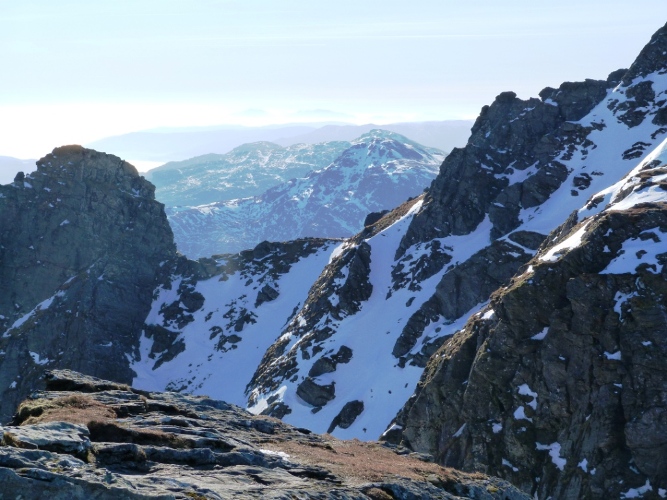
[146,140,351,207]
[166,130,445,257]
[1,21,667,499]
[86,120,473,163]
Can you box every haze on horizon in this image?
[1,0,666,159]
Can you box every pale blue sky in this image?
[1,1,666,157]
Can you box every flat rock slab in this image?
[0,370,529,499]
[1,421,91,455]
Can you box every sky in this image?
[1,1,666,159]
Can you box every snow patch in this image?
[531,328,548,340]
[621,480,653,499]
[540,221,590,263]
[514,406,532,422]
[452,423,466,438]
[502,458,519,472]
[518,383,538,410]
[29,351,50,365]
[536,442,566,470]
[601,228,666,275]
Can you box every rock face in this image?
[397,75,619,253]
[166,130,444,257]
[0,146,176,422]
[0,369,529,499]
[395,142,667,497]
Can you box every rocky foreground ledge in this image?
[0,370,528,499]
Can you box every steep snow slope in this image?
[146,140,350,207]
[168,130,445,257]
[131,239,340,407]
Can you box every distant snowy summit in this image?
[146,140,350,207]
[167,130,446,257]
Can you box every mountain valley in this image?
[1,21,667,500]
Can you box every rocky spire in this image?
[0,146,177,422]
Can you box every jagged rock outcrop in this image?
[0,369,529,499]
[0,146,177,422]
[398,70,628,256]
[394,145,667,497]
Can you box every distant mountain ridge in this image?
[166,130,445,257]
[87,120,472,163]
[146,140,350,207]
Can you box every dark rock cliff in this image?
[386,21,667,499]
[395,199,667,497]
[397,72,620,255]
[0,146,177,422]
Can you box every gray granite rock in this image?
[0,146,177,422]
[0,370,528,499]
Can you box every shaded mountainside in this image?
[395,141,667,498]
[166,130,444,257]
[0,146,177,422]
[0,369,529,499]
[146,140,350,207]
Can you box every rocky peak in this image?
[0,146,177,422]
[397,72,623,256]
[37,145,153,195]
[336,129,442,166]
[538,77,614,122]
[621,21,667,86]
[350,129,434,159]
[393,148,667,497]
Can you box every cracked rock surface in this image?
[0,369,528,499]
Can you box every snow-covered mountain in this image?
[2,20,667,500]
[167,130,445,257]
[130,22,667,497]
[146,140,350,207]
